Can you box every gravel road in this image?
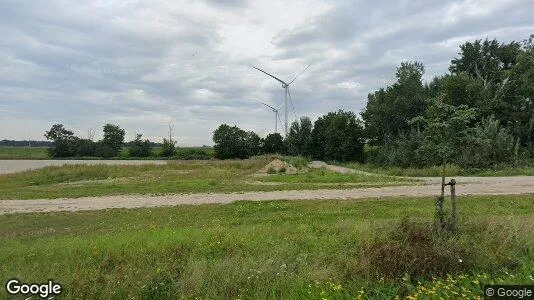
[1,175,533,214]
[1,160,533,214]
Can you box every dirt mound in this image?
[258,159,298,174]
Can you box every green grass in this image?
[0,157,411,200]
[258,168,409,185]
[0,146,214,160]
[341,162,534,177]
[0,147,49,159]
[0,195,532,299]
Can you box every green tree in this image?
[101,124,125,158]
[362,61,427,144]
[161,138,176,157]
[246,131,262,156]
[285,116,313,156]
[74,139,97,157]
[129,134,152,157]
[450,39,521,90]
[311,110,365,162]
[420,99,477,166]
[262,133,284,154]
[44,124,77,157]
[212,124,250,159]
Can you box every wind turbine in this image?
[261,102,282,134]
[253,64,311,137]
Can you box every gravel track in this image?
[1,176,533,214]
[1,160,533,214]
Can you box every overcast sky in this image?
[1,0,533,145]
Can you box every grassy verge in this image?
[0,157,412,200]
[0,195,532,299]
[0,147,49,159]
[341,162,534,177]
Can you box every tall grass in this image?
[0,195,532,298]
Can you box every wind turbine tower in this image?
[253,64,311,137]
[261,102,280,134]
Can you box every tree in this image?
[75,138,97,157]
[212,124,250,159]
[101,124,125,157]
[246,131,262,156]
[44,124,77,157]
[161,138,176,157]
[420,99,477,166]
[262,133,284,154]
[312,110,365,162]
[129,134,152,157]
[450,39,521,90]
[285,116,313,156]
[361,61,427,145]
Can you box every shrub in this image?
[358,218,526,279]
[129,134,152,157]
[161,138,176,157]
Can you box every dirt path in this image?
[1,176,533,214]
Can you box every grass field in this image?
[0,157,411,200]
[0,147,49,159]
[1,195,532,299]
[0,146,214,160]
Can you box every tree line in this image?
[214,35,534,169]
[212,110,365,162]
[44,124,178,158]
[362,35,534,168]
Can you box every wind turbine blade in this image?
[253,67,288,86]
[288,63,312,85]
[261,102,277,112]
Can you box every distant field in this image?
[0,146,214,160]
[0,147,49,159]
[0,157,411,200]
[0,195,532,298]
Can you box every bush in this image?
[358,218,526,279]
[161,138,176,157]
[129,134,152,157]
[458,116,516,168]
[174,148,213,160]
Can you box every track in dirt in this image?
[1,176,533,214]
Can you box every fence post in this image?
[449,179,456,230]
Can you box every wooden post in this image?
[435,196,445,230]
[450,179,456,230]
[441,164,445,198]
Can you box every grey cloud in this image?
[1,0,533,144]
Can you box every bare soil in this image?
[257,159,298,175]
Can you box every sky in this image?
[1,0,533,145]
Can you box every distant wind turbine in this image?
[260,102,282,134]
[253,64,311,137]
